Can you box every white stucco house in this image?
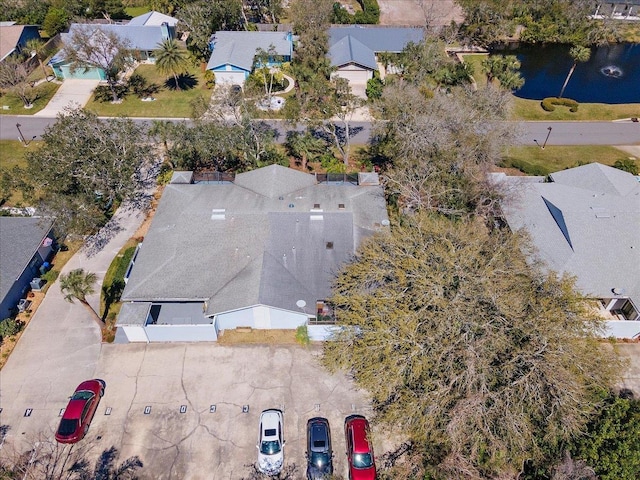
[496,163,640,338]
[116,165,389,343]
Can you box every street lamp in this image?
[542,126,552,149]
[16,123,26,145]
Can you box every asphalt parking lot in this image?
[1,342,372,479]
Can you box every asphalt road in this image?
[2,115,639,146]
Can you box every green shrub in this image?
[334,0,380,24]
[613,158,638,175]
[157,162,174,185]
[0,318,24,337]
[366,75,384,100]
[203,70,216,89]
[41,268,59,285]
[541,97,579,112]
[295,325,310,346]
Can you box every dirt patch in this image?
[133,185,164,239]
[378,0,464,26]
[0,291,45,369]
[218,328,301,345]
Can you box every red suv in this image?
[55,379,105,444]
[344,415,376,480]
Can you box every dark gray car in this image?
[306,417,333,480]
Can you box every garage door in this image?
[215,71,248,85]
[335,68,372,85]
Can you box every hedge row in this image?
[541,97,579,112]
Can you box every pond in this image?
[511,43,640,104]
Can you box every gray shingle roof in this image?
[328,35,377,70]
[329,26,424,54]
[206,31,292,71]
[499,163,640,308]
[121,166,388,316]
[0,217,53,303]
[66,23,171,51]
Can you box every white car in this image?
[257,409,285,475]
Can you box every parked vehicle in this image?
[55,379,105,444]
[306,417,333,479]
[257,409,285,475]
[345,415,376,480]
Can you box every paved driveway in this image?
[1,342,371,479]
[34,79,100,117]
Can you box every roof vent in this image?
[338,203,345,210]
[211,208,226,220]
[314,203,321,209]
[326,242,333,250]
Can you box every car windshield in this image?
[57,418,79,436]
[71,390,94,401]
[353,453,373,468]
[260,440,281,455]
[310,451,330,467]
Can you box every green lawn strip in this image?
[461,53,488,89]
[125,6,150,17]
[100,240,138,319]
[501,145,632,175]
[510,96,640,121]
[0,82,60,115]
[85,63,212,118]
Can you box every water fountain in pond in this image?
[600,65,623,78]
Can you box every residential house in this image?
[49,21,175,80]
[0,23,41,62]
[496,163,640,338]
[0,217,55,320]
[328,26,424,86]
[116,165,389,343]
[206,31,293,85]
[127,10,179,27]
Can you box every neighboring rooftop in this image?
[206,31,292,71]
[121,165,388,316]
[0,24,38,62]
[0,217,53,302]
[497,163,640,309]
[328,26,424,54]
[127,10,179,27]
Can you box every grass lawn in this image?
[85,63,213,118]
[125,6,150,17]
[510,96,640,121]
[461,53,488,89]
[0,82,60,115]
[501,145,633,175]
[0,140,42,206]
[100,239,139,342]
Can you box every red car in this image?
[345,415,376,480]
[55,379,105,444]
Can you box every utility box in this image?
[30,277,44,291]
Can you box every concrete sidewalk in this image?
[34,79,100,117]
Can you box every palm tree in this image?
[559,45,591,98]
[25,38,50,81]
[154,38,188,90]
[481,55,524,90]
[59,268,104,329]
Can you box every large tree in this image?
[20,107,153,235]
[154,38,189,90]
[373,84,515,218]
[63,25,133,102]
[0,55,37,108]
[481,54,524,91]
[323,212,619,479]
[178,0,244,61]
